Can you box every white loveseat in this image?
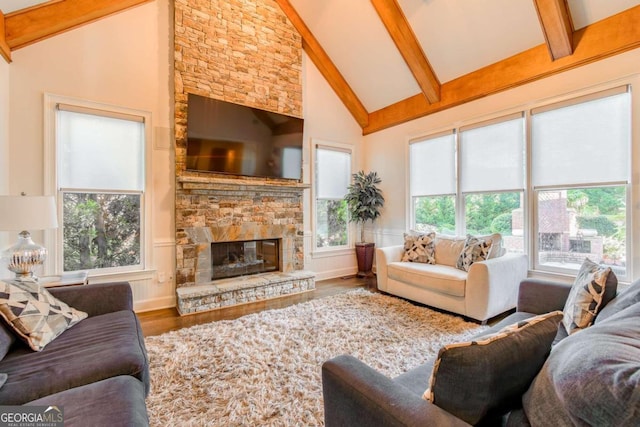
[376,234,528,323]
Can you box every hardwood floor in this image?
[138,275,378,337]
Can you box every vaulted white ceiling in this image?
[290,0,640,112]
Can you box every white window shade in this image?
[58,110,145,191]
[532,90,630,188]
[316,147,350,199]
[460,116,524,193]
[410,132,455,197]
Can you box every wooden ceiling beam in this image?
[533,0,574,60]
[274,0,369,128]
[364,5,640,135]
[371,0,440,103]
[4,0,154,50]
[0,11,11,63]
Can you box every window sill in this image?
[84,269,156,284]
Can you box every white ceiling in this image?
[2,0,638,114]
[291,0,640,112]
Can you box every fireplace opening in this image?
[211,239,280,280]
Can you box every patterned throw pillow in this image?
[455,234,492,272]
[401,232,436,264]
[0,280,87,351]
[423,311,564,425]
[562,258,614,335]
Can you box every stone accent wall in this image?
[174,0,302,175]
[173,0,306,294]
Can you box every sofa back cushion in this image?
[434,235,466,267]
[595,278,640,324]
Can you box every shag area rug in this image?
[145,289,487,426]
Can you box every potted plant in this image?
[344,171,385,277]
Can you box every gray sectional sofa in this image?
[0,282,149,426]
[322,277,640,426]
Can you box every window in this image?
[459,114,525,252]
[532,87,630,277]
[410,115,525,250]
[410,131,456,234]
[314,145,351,249]
[49,99,149,274]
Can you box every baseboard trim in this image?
[134,295,176,313]
[314,267,358,281]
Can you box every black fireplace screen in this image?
[211,239,279,280]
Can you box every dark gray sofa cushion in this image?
[596,278,640,323]
[26,375,149,427]
[0,321,15,361]
[523,301,640,426]
[426,311,563,425]
[0,310,149,405]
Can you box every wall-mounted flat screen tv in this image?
[186,94,304,180]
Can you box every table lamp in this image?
[0,194,58,281]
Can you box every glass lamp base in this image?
[4,231,47,281]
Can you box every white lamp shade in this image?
[0,196,58,231]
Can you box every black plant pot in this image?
[355,242,375,278]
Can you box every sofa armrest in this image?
[516,279,571,314]
[375,245,404,292]
[465,253,528,322]
[48,282,133,317]
[322,355,471,427]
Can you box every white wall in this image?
[0,56,10,278]
[363,49,640,282]
[7,0,176,310]
[301,52,364,280]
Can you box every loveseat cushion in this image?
[0,310,149,405]
[434,235,466,267]
[388,263,467,297]
[523,302,640,426]
[25,376,149,427]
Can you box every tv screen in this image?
[186,94,304,180]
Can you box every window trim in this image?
[43,93,153,277]
[311,139,355,254]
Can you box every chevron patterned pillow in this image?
[0,280,87,351]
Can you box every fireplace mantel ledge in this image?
[178,175,311,191]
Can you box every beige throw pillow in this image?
[562,258,614,335]
[402,231,436,264]
[455,235,493,272]
[0,280,87,351]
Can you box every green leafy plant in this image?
[344,171,385,243]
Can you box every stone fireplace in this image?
[173,0,314,314]
[174,176,314,314]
